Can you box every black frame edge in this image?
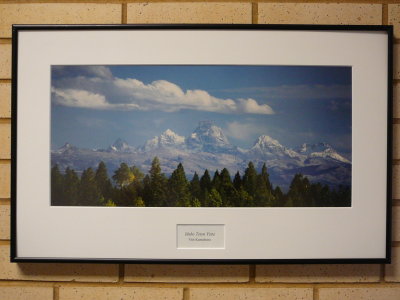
[386,25,394,265]
[9,257,390,265]
[10,24,393,264]
[10,24,394,32]
[10,25,19,263]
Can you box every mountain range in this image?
[51,121,351,190]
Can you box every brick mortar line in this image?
[249,264,256,283]
[0,280,399,288]
[118,263,124,284]
[0,0,398,4]
[380,263,385,282]
[53,285,59,300]
[313,286,319,300]
[0,281,311,287]
[183,287,190,300]
[256,0,400,3]
[122,3,127,24]
[0,282,55,287]
[383,3,388,26]
[252,2,258,25]
[310,282,400,288]
[0,0,126,3]
[0,79,11,83]
[0,0,252,3]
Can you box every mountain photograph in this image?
[50,65,352,207]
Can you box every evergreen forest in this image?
[51,157,351,207]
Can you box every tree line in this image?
[51,157,351,207]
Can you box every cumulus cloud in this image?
[237,98,274,114]
[51,66,274,115]
[52,88,140,110]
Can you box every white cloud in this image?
[52,88,140,110]
[51,66,274,115]
[52,88,108,108]
[85,66,113,79]
[237,98,274,114]
[225,121,267,141]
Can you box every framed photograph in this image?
[11,24,392,263]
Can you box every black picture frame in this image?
[11,24,393,263]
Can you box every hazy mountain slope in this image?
[52,121,351,190]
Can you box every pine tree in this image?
[95,161,112,200]
[332,185,351,207]
[79,167,101,206]
[200,169,212,192]
[255,174,274,206]
[219,168,236,206]
[51,164,65,205]
[242,162,258,199]
[64,167,80,206]
[129,165,145,202]
[199,169,212,206]
[190,172,201,204]
[273,186,284,207]
[130,165,144,181]
[191,198,201,207]
[168,163,191,207]
[148,157,168,206]
[111,163,137,206]
[112,162,135,188]
[208,188,223,207]
[287,173,310,207]
[142,174,152,206]
[105,199,116,207]
[235,187,254,207]
[260,163,272,192]
[212,170,221,191]
[133,196,145,207]
[233,171,242,191]
[254,164,275,206]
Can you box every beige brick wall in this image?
[0,3,122,38]
[0,1,398,300]
[127,3,252,24]
[125,264,249,282]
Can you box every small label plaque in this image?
[177,224,225,249]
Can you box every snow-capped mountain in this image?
[186,121,236,153]
[107,138,135,153]
[51,121,351,190]
[297,142,350,164]
[248,135,302,160]
[53,142,78,154]
[141,129,185,151]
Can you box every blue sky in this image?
[51,65,351,156]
